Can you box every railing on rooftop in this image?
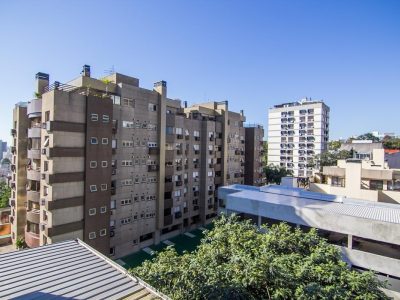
[244,123,263,128]
[43,81,78,93]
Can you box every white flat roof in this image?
[221,185,400,225]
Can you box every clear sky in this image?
[0,0,399,143]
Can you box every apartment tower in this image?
[244,124,264,186]
[9,66,263,257]
[267,99,330,177]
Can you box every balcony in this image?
[208,190,214,196]
[175,211,182,219]
[27,209,40,224]
[27,98,42,118]
[185,135,190,140]
[165,181,173,192]
[175,181,183,187]
[28,127,41,138]
[11,146,16,154]
[25,230,40,248]
[176,149,182,155]
[148,147,159,155]
[214,177,222,185]
[176,165,183,171]
[164,198,173,209]
[27,168,41,181]
[193,191,199,197]
[27,190,40,203]
[28,149,41,160]
[10,129,16,136]
[194,137,200,141]
[9,198,15,207]
[164,215,173,226]
[147,165,159,172]
[176,134,183,140]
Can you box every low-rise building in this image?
[218,184,400,295]
[339,140,383,160]
[310,149,400,204]
[0,239,167,299]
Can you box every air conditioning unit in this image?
[40,198,46,206]
[41,149,47,155]
[40,223,46,231]
[41,174,46,180]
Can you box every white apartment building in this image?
[267,98,330,177]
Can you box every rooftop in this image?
[0,239,166,300]
[220,184,400,225]
[272,98,325,109]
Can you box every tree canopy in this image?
[0,181,11,208]
[383,136,400,150]
[264,164,292,184]
[132,215,387,300]
[355,133,380,143]
[312,150,353,171]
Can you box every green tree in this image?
[357,132,380,142]
[328,140,341,151]
[132,215,387,300]
[0,181,11,208]
[262,141,268,165]
[264,164,292,184]
[1,158,11,165]
[312,150,353,171]
[382,136,400,150]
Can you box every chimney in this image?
[82,65,91,77]
[35,72,49,96]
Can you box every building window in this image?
[101,184,107,191]
[89,208,96,216]
[121,217,131,225]
[121,199,132,205]
[122,121,134,128]
[90,161,97,168]
[102,115,110,123]
[91,114,98,121]
[370,180,383,190]
[45,111,50,122]
[90,137,98,145]
[110,200,116,209]
[110,247,115,255]
[90,185,97,192]
[89,232,96,239]
[100,206,107,213]
[111,95,121,105]
[102,138,109,145]
[101,161,108,168]
[148,103,157,111]
[100,229,107,236]
[122,97,134,107]
[43,161,49,172]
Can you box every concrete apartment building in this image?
[9,66,263,258]
[268,98,330,177]
[218,184,400,295]
[0,140,7,161]
[244,124,264,186]
[310,149,400,204]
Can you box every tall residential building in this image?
[267,98,330,177]
[244,124,264,186]
[9,66,263,257]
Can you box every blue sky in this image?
[0,0,399,143]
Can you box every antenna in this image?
[104,65,115,76]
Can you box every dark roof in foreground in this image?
[0,239,166,300]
